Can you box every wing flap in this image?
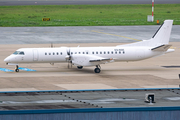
[89,58,113,62]
[151,44,172,51]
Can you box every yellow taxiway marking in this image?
[91,30,141,41]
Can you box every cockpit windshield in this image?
[13,51,25,55]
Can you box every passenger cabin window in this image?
[92,52,94,54]
[45,53,47,55]
[83,52,85,54]
[104,52,106,54]
[57,52,59,55]
[49,53,51,55]
[53,53,55,55]
[60,52,63,55]
[71,52,73,55]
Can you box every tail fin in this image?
[117,20,173,47]
[151,20,173,45]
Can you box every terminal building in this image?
[0,88,180,120]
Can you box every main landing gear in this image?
[77,65,101,73]
[15,65,19,72]
[77,66,83,69]
[94,65,101,73]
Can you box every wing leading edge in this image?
[89,58,113,62]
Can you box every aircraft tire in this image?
[77,66,83,69]
[94,68,101,73]
[15,69,19,72]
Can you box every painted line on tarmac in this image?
[91,30,141,41]
[0,68,14,72]
[19,67,36,72]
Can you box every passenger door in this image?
[33,49,38,61]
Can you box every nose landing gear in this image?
[15,65,19,72]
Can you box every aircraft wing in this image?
[89,58,113,62]
[151,44,172,51]
[72,54,114,67]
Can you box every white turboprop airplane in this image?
[4,20,174,73]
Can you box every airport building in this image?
[0,88,180,120]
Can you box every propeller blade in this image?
[68,62,70,69]
[66,48,73,69]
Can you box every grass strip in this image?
[0,4,180,26]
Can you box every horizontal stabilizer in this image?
[90,58,113,62]
[151,44,172,51]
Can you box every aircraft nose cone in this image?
[4,56,10,63]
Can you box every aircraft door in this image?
[33,49,38,61]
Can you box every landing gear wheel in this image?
[15,69,19,72]
[77,66,83,69]
[94,68,101,73]
[15,65,19,72]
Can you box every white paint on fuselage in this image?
[5,46,164,65]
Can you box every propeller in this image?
[66,48,72,69]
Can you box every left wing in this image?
[89,58,113,63]
[72,54,114,67]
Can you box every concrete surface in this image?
[0,89,180,110]
[0,26,180,44]
[0,42,180,91]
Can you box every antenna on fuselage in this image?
[50,42,54,48]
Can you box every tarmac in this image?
[0,42,180,91]
[0,25,180,111]
[0,25,180,44]
[0,25,180,91]
[0,88,180,110]
[0,1,180,115]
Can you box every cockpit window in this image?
[13,51,19,55]
[13,51,25,55]
[19,52,24,55]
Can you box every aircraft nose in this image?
[4,56,10,63]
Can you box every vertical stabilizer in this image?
[151,20,173,45]
[116,20,173,47]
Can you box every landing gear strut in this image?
[94,65,101,73]
[15,65,19,72]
